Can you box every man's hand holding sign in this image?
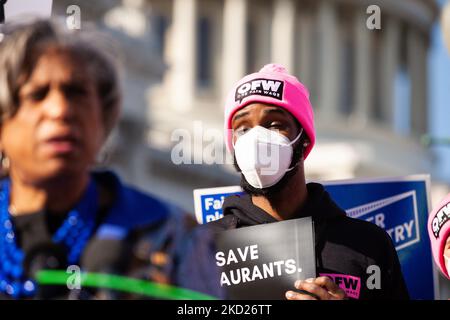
[214,218,347,300]
[286,277,347,300]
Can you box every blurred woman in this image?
[428,194,450,281]
[0,19,200,299]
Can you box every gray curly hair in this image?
[0,18,122,137]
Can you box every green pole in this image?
[36,270,217,300]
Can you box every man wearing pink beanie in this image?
[428,194,450,279]
[208,64,409,300]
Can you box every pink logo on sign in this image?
[319,273,361,299]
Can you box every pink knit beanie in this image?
[224,63,315,158]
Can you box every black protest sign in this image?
[214,217,316,299]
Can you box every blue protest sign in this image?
[193,186,243,224]
[322,175,435,300]
[193,175,437,299]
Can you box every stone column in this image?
[317,0,339,120]
[271,0,296,72]
[298,12,313,87]
[380,16,400,128]
[222,0,248,100]
[166,0,197,112]
[353,9,373,124]
[407,29,428,136]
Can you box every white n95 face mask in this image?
[233,126,303,189]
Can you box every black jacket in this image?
[207,183,410,300]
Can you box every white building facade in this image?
[145,0,439,195]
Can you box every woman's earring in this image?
[0,151,10,172]
[95,149,110,166]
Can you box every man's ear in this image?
[302,137,310,149]
[300,137,310,161]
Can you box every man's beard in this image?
[233,142,304,200]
